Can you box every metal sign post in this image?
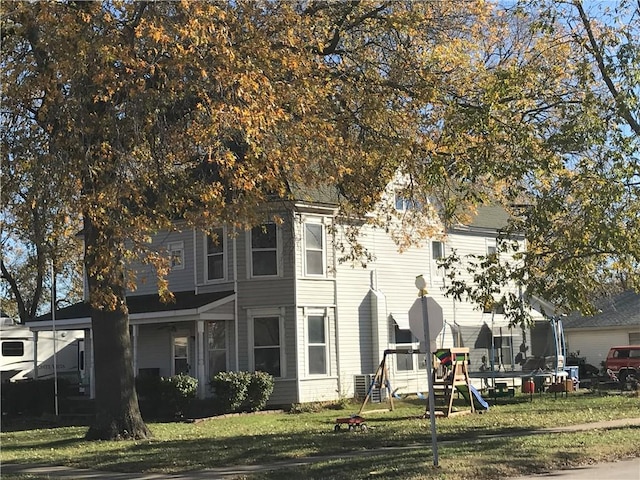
[51,263,59,417]
[415,275,438,467]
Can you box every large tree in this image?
[2,0,638,439]
[1,1,496,439]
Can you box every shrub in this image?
[210,371,274,414]
[136,373,198,420]
[244,371,274,412]
[135,375,163,419]
[210,371,250,413]
[161,374,198,418]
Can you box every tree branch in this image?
[0,259,28,323]
[573,0,640,135]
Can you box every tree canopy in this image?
[1,0,638,438]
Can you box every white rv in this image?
[0,314,84,384]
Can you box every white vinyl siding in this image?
[565,328,637,368]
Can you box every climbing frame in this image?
[427,347,475,417]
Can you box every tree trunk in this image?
[84,217,151,440]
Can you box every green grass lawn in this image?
[1,391,639,479]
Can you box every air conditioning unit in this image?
[354,374,387,403]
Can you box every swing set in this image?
[358,347,480,417]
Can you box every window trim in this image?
[168,241,185,270]
[204,228,227,283]
[394,191,420,212]
[306,308,329,376]
[248,308,285,378]
[1,340,25,357]
[303,222,326,277]
[248,224,281,278]
[431,240,445,278]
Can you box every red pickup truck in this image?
[605,345,640,383]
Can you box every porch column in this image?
[196,320,206,399]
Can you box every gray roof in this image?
[33,290,234,322]
[563,290,640,329]
[467,206,511,230]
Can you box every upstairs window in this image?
[206,228,225,281]
[431,240,445,278]
[168,241,184,270]
[394,192,418,212]
[432,241,444,260]
[304,223,325,276]
[251,224,279,277]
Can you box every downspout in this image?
[193,228,198,295]
[293,211,300,403]
[332,218,341,398]
[132,324,138,377]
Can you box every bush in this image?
[244,371,275,412]
[162,373,198,418]
[210,371,250,413]
[210,371,274,414]
[136,373,198,420]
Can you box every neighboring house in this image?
[29,187,550,405]
[563,290,640,370]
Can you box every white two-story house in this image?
[30,187,551,405]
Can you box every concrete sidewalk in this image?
[509,457,640,479]
[2,417,639,479]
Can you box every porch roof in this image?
[32,290,235,325]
